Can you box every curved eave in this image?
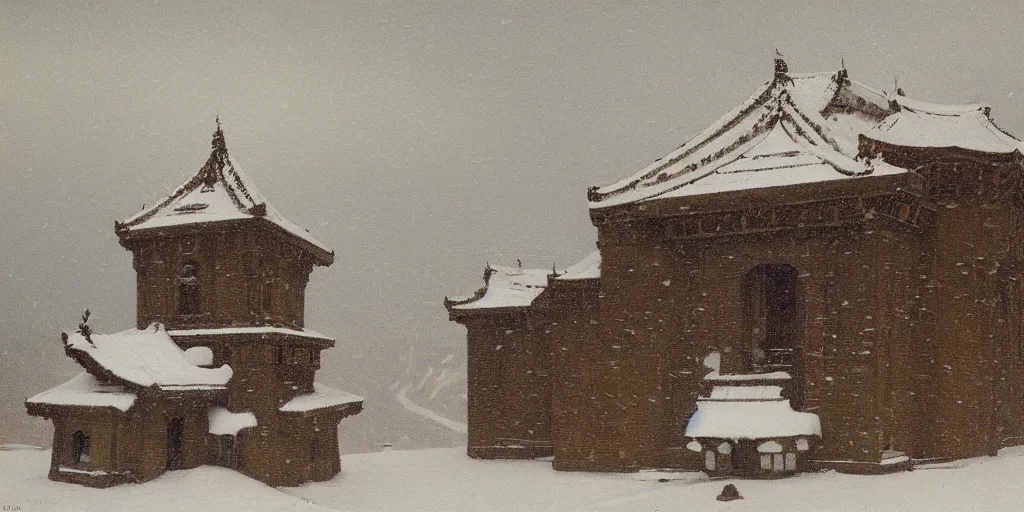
[115,216,333,266]
[858,134,1024,167]
[443,287,487,311]
[447,303,532,321]
[261,217,334,266]
[169,329,335,349]
[890,95,991,116]
[589,170,917,224]
[590,79,780,201]
[279,400,363,419]
[25,401,129,418]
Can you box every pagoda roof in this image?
[116,122,333,265]
[589,63,1024,209]
[685,380,821,440]
[555,250,601,281]
[62,323,232,391]
[27,372,137,413]
[869,95,1024,153]
[445,264,550,311]
[447,251,603,313]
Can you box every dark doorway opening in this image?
[167,417,184,470]
[179,261,200,316]
[71,430,91,466]
[742,264,803,406]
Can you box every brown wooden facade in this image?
[448,65,1024,475]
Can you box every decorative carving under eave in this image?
[860,137,1024,206]
[661,193,936,241]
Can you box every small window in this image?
[705,450,716,470]
[277,346,285,364]
[260,278,273,315]
[310,350,320,365]
[179,261,201,316]
[72,430,91,465]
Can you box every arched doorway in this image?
[742,264,803,407]
[71,430,91,466]
[167,417,184,470]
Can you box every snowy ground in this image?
[0,446,330,512]
[5,444,1024,511]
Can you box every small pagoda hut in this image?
[684,372,820,477]
[26,324,232,487]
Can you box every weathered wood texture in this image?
[451,148,1024,474]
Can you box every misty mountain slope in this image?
[334,343,467,453]
[392,344,467,429]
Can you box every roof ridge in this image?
[889,94,990,116]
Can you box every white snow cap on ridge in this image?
[588,64,1024,209]
[280,382,363,413]
[686,394,821,440]
[448,264,550,310]
[64,323,232,390]
[686,373,820,440]
[169,326,332,341]
[116,121,332,262]
[450,251,603,310]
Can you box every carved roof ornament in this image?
[774,49,791,82]
[201,118,226,191]
[212,115,226,152]
[836,58,849,84]
[895,77,906,97]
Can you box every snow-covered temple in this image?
[447,56,1024,476]
[26,122,363,487]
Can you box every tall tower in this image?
[113,122,361,485]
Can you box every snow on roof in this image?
[169,326,332,341]
[589,65,1024,209]
[869,96,1023,153]
[448,265,550,310]
[685,386,820,440]
[184,346,214,366]
[704,371,791,382]
[116,124,333,263]
[589,70,884,208]
[208,407,257,435]
[707,385,783,400]
[280,382,363,413]
[64,323,232,390]
[27,372,137,412]
[556,250,601,281]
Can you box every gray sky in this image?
[3,0,1024,446]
